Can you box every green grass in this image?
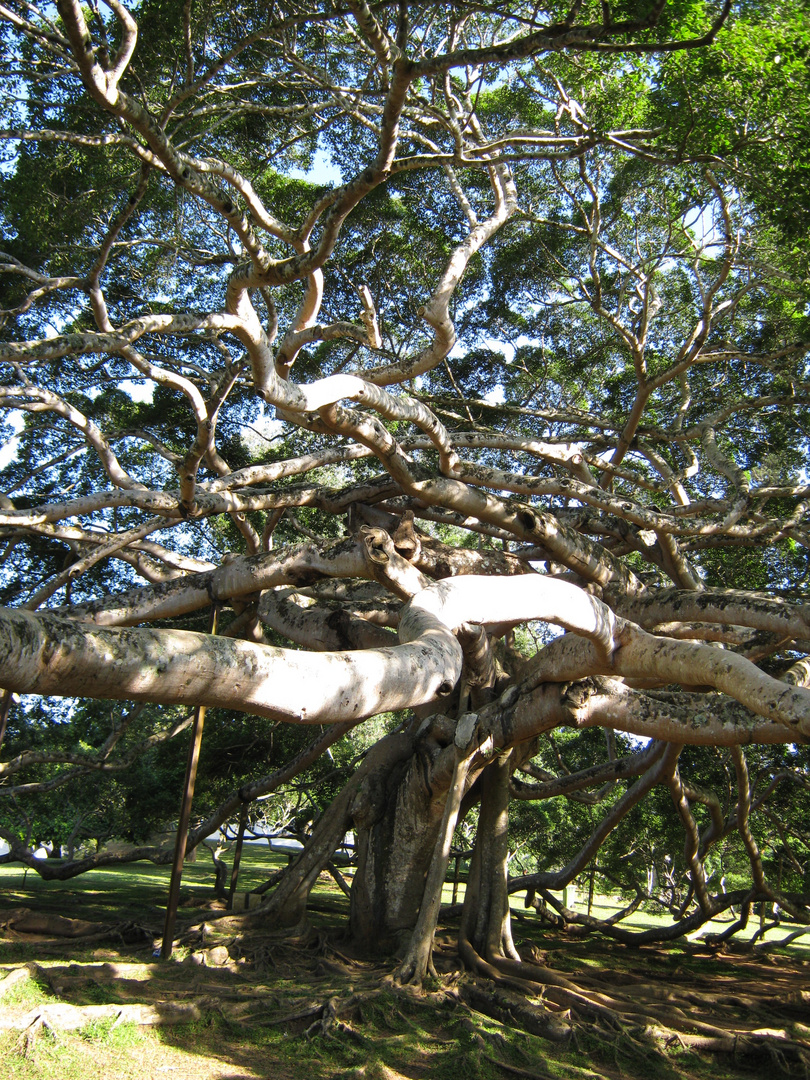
[580,893,810,957]
[0,842,291,924]
[0,972,51,1009]
[1,1024,154,1080]
[2,844,808,962]
[77,1018,141,1047]
[3,844,809,978]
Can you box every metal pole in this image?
[228,801,249,909]
[0,690,13,755]
[161,603,218,959]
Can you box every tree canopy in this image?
[1,0,810,981]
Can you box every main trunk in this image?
[349,714,458,948]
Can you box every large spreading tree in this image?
[1,0,810,987]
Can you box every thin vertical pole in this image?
[0,690,13,755]
[161,604,218,959]
[452,852,461,906]
[228,802,249,909]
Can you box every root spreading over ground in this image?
[2,895,809,1080]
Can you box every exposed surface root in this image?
[458,980,572,1043]
[451,927,810,1072]
[482,1055,575,1080]
[523,952,810,1071]
[1,908,152,945]
[0,999,211,1031]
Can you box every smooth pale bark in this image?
[0,575,618,723]
[518,626,810,737]
[258,591,397,651]
[3,573,809,739]
[784,657,810,686]
[610,588,810,640]
[364,167,517,386]
[566,680,804,746]
[399,575,618,654]
[614,628,810,734]
[51,525,429,628]
[55,538,373,625]
[0,605,461,723]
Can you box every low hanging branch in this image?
[1,574,808,738]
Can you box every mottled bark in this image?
[461,749,518,963]
[257,730,414,927]
[349,715,458,946]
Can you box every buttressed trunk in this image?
[256,729,416,928]
[349,713,460,946]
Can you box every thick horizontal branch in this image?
[0,576,620,723]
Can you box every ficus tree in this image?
[1,0,809,1006]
